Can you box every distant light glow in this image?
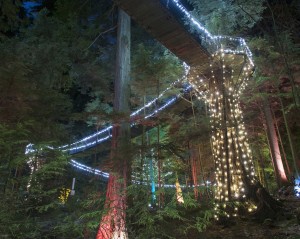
[295,178,300,197]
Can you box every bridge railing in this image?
[162,0,254,66]
[62,77,192,154]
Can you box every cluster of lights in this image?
[173,0,256,215]
[246,201,258,213]
[25,143,35,155]
[58,188,71,204]
[187,47,256,218]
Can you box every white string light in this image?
[168,0,254,66]
[70,159,109,178]
[70,159,212,189]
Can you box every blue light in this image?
[295,177,300,197]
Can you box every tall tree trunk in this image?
[156,80,164,208]
[190,145,199,200]
[271,106,291,177]
[262,97,288,186]
[190,93,209,198]
[266,0,300,107]
[279,97,299,178]
[97,9,130,239]
[257,147,269,192]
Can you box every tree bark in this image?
[97,8,130,239]
[271,105,291,177]
[262,97,288,186]
[279,97,299,178]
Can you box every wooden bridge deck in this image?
[113,0,210,67]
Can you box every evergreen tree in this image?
[186,0,265,35]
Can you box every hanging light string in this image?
[59,64,189,150]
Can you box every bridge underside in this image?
[114,0,210,67]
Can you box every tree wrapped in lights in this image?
[188,44,281,218]
[208,50,256,216]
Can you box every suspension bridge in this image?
[26,0,261,215]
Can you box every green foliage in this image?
[186,0,265,35]
[85,97,113,127]
[195,209,213,232]
[0,147,69,238]
[0,0,24,37]
[0,123,30,195]
[126,183,214,238]
[131,43,183,103]
[51,191,105,238]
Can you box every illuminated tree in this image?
[188,43,280,218]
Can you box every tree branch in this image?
[86,25,117,50]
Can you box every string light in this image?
[70,159,187,188]
[70,159,109,178]
[295,178,300,197]
[168,0,254,66]
[71,159,212,191]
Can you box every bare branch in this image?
[86,26,117,50]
